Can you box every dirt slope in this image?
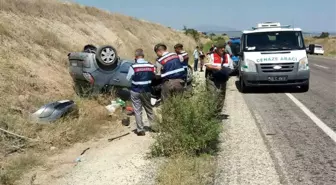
[0,0,199,111]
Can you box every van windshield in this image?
[244,31,305,51]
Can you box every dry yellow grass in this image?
[0,0,208,184]
[304,37,336,56]
[156,155,216,185]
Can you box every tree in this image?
[182,25,200,42]
[319,32,329,38]
[214,36,226,42]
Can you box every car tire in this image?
[187,65,193,83]
[299,83,309,93]
[96,45,118,71]
[239,76,249,93]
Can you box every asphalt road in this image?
[241,56,336,185]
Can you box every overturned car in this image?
[68,45,193,100]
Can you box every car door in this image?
[109,60,133,88]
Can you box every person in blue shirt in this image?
[174,43,189,87]
[154,43,186,101]
[126,49,155,136]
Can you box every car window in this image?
[119,62,132,73]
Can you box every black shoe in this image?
[137,131,146,136]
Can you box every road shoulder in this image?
[214,78,281,185]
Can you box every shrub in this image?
[319,32,329,38]
[183,25,200,42]
[151,83,221,157]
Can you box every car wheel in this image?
[239,77,249,93]
[96,45,118,71]
[187,65,193,82]
[298,83,309,93]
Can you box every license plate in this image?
[268,76,288,81]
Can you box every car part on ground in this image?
[31,100,78,123]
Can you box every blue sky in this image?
[70,0,336,32]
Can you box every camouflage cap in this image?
[214,40,226,49]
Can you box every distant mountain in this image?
[193,24,238,32]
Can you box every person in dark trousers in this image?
[193,46,200,72]
[209,44,215,53]
[199,46,205,72]
[225,40,233,57]
[154,43,186,101]
[205,41,232,113]
[207,44,216,55]
[174,43,189,85]
[126,49,155,136]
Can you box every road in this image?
[242,56,336,185]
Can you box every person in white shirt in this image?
[193,46,200,72]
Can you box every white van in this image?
[238,22,310,92]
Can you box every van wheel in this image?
[239,77,249,93]
[96,45,118,71]
[299,83,309,92]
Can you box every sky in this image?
[71,0,336,33]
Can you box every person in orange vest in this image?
[205,41,233,112]
[206,41,233,82]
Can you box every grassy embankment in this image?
[151,78,223,185]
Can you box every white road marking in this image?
[313,64,329,69]
[286,93,336,143]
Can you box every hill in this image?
[194,25,238,32]
[0,0,206,183]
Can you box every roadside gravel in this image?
[214,78,282,185]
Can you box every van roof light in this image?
[252,22,291,30]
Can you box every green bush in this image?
[319,32,329,38]
[151,83,221,157]
[183,25,200,42]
